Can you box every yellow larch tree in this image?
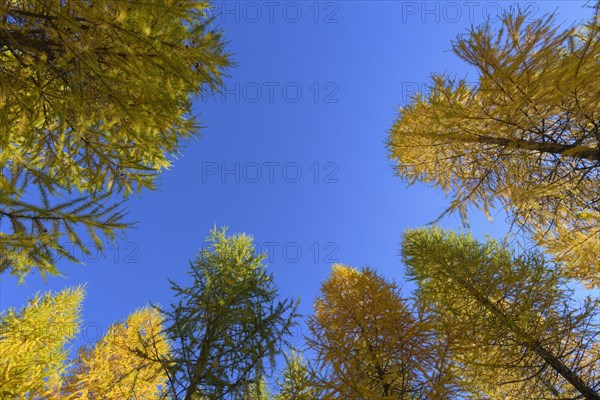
[62,307,170,399]
[0,286,83,398]
[307,264,454,399]
[0,0,231,279]
[0,287,169,399]
[387,3,600,288]
[402,227,600,399]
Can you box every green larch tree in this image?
[156,227,299,400]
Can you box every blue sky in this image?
[1,0,595,360]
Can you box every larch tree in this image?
[387,3,600,287]
[307,264,448,399]
[0,286,83,398]
[402,227,600,400]
[61,307,169,399]
[273,351,321,400]
[0,286,169,399]
[156,227,299,400]
[0,0,231,279]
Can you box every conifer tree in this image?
[0,286,170,398]
[402,227,600,399]
[0,0,230,279]
[307,264,450,399]
[387,3,600,287]
[273,352,321,400]
[0,286,83,398]
[157,228,299,400]
[62,307,169,399]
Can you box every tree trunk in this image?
[459,134,600,162]
[453,274,600,400]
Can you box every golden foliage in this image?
[308,264,445,399]
[402,227,600,399]
[0,0,231,279]
[62,307,169,399]
[0,287,83,398]
[388,4,600,287]
[0,287,169,398]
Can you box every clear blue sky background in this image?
[1,0,595,363]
